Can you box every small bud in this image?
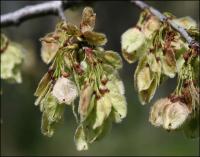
[62,71,70,78]
[74,63,84,75]
[80,61,88,71]
[101,74,108,85]
[52,77,78,105]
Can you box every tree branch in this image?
[132,0,199,50]
[0,0,79,27]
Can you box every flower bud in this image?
[52,77,78,104]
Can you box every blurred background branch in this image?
[0,0,80,27]
[1,0,199,51]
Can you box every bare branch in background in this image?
[0,0,79,27]
[132,0,199,50]
[1,0,199,51]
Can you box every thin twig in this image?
[132,0,199,50]
[0,1,78,27]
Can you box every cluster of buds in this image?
[34,7,127,150]
[0,34,24,83]
[121,10,199,137]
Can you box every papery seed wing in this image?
[80,7,96,33]
[83,31,107,46]
[137,66,154,92]
[41,112,55,137]
[74,125,88,151]
[138,76,157,105]
[34,72,51,97]
[161,51,177,78]
[121,27,147,64]
[103,50,123,69]
[93,94,112,129]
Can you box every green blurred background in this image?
[1,1,199,156]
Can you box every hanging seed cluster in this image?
[0,34,24,83]
[34,7,127,150]
[121,10,199,137]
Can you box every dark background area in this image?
[1,1,199,156]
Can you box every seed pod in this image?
[52,77,78,104]
[83,31,107,46]
[78,83,94,118]
[163,101,190,130]
[93,94,112,129]
[148,53,161,73]
[149,98,171,127]
[161,50,177,78]
[0,42,24,83]
[42,93,65,123]
[136,66,153,92]
[41,39,59,64]
[142,15,160,39]
[34,72,51,97]
[80,7,96,33]
[41,112,55,137]
[106,78,127,122]
[74,125,88,151]
[138,76,157,105]
[121,27,147,63]
[103,50,122,69]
